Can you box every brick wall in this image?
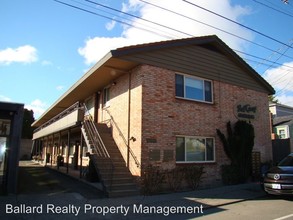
[98,63,272,188]
[100,70,143,176]
[139,64,272,187]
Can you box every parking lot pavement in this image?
[0,160,267,219]
[17,160,105,199]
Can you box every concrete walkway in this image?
[0,160,267,219]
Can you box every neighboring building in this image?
[32,35,275,196]
[273,116,293,140]
[272,115,293,163]
[270,102,293,162]
[269,102,293,117]
[0,101,24,194]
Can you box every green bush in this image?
[217,120,255,184]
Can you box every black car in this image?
[263,153,293,195]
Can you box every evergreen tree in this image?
[217,120,255,183]
[22,109,35,139]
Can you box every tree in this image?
[269,95,278,103]
[216,120,255,184]
[22,109,35,139]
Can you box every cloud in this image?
[78,37,129,65]
[275,93,293,107]
[25,99,47,119]
[0,45,38,65]
[106,20,116,30]
[78,0,253,65]
[0,95,12,102]
[41,60,53,66]
[56,85,64,91]
[263,62,293,92]
[263,61,293,106]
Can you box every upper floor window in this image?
[175,74,213,103]
[103,87,110,107]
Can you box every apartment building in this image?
[32,35,275,196]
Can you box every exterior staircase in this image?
[81,120,139,198]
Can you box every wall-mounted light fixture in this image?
[129,136,136,142]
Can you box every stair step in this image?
[98,167,128,172]
[103,177,136,185]
[95,124,111,134]
[108,183,137,191]
[108,189,140,198]
[82,121,140,198]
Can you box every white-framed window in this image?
[276,126,289,139]
[175,73,213,103]
[279,129,286,139]
[176,136,215,163]
[103,87,110,107]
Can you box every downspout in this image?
[127,71,132,168]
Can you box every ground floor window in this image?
[176,136,215,163]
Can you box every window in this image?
[103,87,110,106]
[278,129,286,139]
[176,136,215,163]
[175,74,213,103]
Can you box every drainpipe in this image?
[127,72,132,168]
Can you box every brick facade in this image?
[100,64,272,188]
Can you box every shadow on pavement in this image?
[17,160,105,199]
[0,160,274,219]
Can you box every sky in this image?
[1,0,293,119]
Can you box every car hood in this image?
[268,166,293,174]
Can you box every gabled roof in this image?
[273,115,293,127]
[112,35,275,94]
[33,35,275,127]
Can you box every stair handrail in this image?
[104,108,140,168]
[82,104,115,193]
[83,104,110,158]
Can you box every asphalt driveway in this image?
[17,160,105,199]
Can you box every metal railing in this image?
[83,104,110,158]
[82,104,114,192]
[104,108,140,168]
[34,101,81,133]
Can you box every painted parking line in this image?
[274,214,293,220]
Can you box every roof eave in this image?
[32,51,113,127]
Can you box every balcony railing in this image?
[33,102,83,139]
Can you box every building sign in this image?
[234,103,258,120]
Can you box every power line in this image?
[253,0,293,18]
[236,49,293,71]
[53,0,293,105]
[53,0,174,39]
[137,0,293,60]
[182,0,293,49]
[262,39,293,74]
[85,0,192,38]
[55,0,293,70]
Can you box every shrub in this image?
[217,120,255,184]
[142,165,165,195]
[166,167,185,192]
[184,166,205,190]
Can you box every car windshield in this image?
[278,155,293,166]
